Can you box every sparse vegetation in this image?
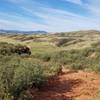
[0,30,100,100]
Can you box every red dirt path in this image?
[31,69,100,100]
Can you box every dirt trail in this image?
[31,69,100,100]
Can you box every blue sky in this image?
[0,0,100,32]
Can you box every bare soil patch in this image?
[31,69,100,100]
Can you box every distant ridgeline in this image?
[0,29,48,35]
[0,42,31,55]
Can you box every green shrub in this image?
[0,42,31,56]
[33,53,51,62]
[0,55,47,100]
[91,64,100,73]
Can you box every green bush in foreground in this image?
[0,55,47,100]
[0,55,60,100]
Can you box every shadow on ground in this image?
[32,73,83,100]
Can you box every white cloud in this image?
[21,6,100,32]
[0,13,47,31]
[1,0,100,32]
[85,0,100,18]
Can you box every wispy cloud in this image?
[24,6,100,32]
[0,11,47,31]
[0,0,100,32]
[85,0,100,18]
